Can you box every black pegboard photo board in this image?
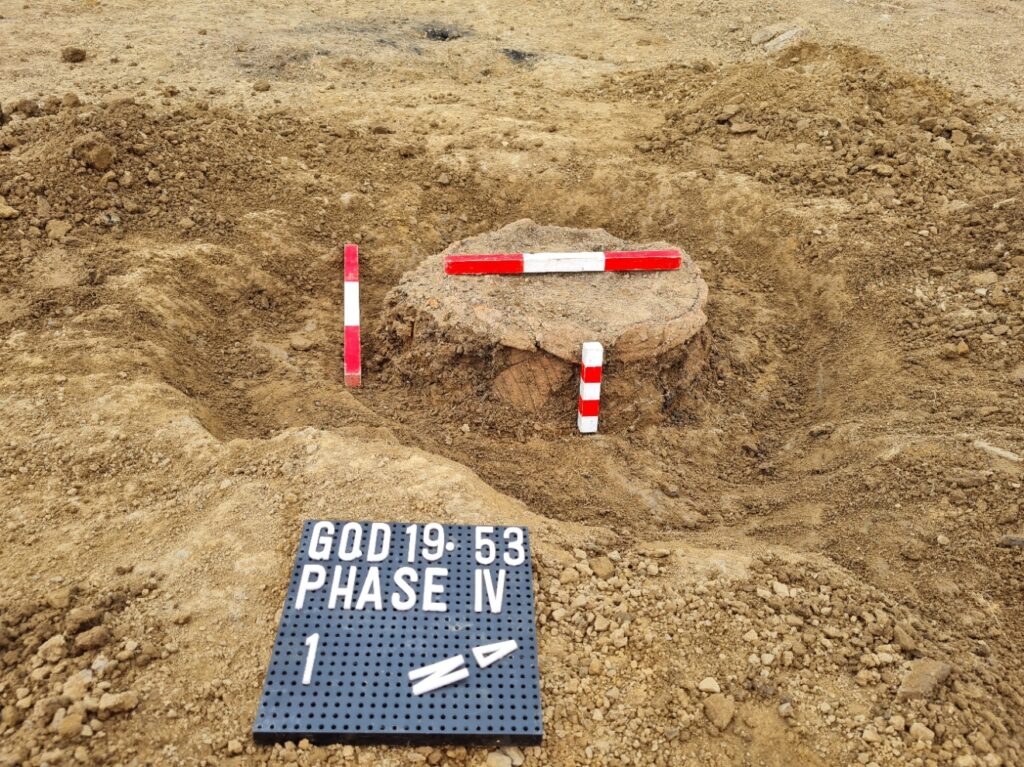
[252,521,543,746]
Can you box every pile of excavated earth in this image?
[1,14,1023,767]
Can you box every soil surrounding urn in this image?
[375,219,710,428]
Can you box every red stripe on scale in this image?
[444,253,525,275]
[603,250,681,271]
[343,243,361,387]
[344,244,359,280]
[580,364,602,384]
[578,397,600,417]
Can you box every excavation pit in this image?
[375,220,710,429]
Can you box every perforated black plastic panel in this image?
[253,521,543,746]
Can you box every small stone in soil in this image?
[897,659,952,701]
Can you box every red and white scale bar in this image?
[444,249,681,275]
[343,243,361,387]
[578,342,603,434]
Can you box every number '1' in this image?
[302,633,319,685]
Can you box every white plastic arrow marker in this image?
[408,654,469,696]
[471,639,518,669]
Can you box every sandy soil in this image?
[2,1,1024,766]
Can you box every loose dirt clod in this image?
[897,658,953,701]
[61,46,87,63]
[424,24,463,41]
[70,131,116,171]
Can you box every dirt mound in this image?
[623,43,1024,275]
[631,43,1019,204]
[0,96,385,251]
[375,220,709,427]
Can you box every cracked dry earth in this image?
[2,1,1024,767]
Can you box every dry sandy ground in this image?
[2,1,1024,766]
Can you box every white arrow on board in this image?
[408,639,519,695]
[472,639,518,668]
[408,654,469,696]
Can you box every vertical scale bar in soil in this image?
[578,342,603,434]
[343,243,361,387]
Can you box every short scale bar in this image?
[577,341,604,434]
[343,243,362,387]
